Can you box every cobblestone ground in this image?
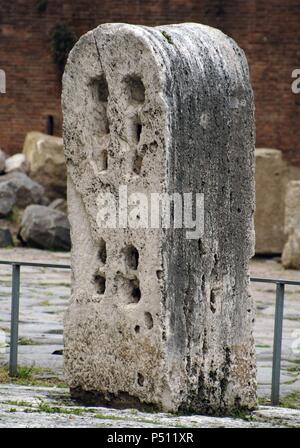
[0,248,300,427]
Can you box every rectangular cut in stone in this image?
[62,23,256,415]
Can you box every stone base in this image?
[70,387,159,412]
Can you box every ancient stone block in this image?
[282,181,300,269]
[0,181,16,217]
[0,228,13,248]
[254,148,286,254]
[0,149,6,174]
[18,204,70,251]
[23,132,66,199]
[62,23,256,414]
[5,153,28,174]
[0,172,46,208]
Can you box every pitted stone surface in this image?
[62,23,256,414]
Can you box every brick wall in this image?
[0,0,300,164]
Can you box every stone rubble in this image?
[23,131,66,199]
[18,205,71,251]
[4,153,28,174]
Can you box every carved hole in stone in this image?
[125,76,145,103]
[117,274,141,304]
[134,325,140,333]
[124,245,139,270]
[90,75,110,135]
[100,149,108,170]
[131,279,141,303]
[201,275,205,294]
[130,118,142,144]
[98,238,107,264]
[93,273,106,294]
[97,75,109,102]
[133,153,143,175]
[144,312,153,329]
[210,290,216,314]
[137,123,142,142]
[137,372,144,386]
[156,270,163,280]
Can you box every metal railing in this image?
[0,260,70,378]
[0,259,299,407]
[250,277,300,406]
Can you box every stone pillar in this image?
[255,148,287,254]
[62,23,256,415]
[282,181,300,269]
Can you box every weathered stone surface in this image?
[0,228,13,247]
[18,204,70,251]
[62,23,256,414]
[255,148,286,254]
[0,149,6,173]
[4,153,28,174]
[282,181,300,269]
[0,182,16,217]
[0,172,46,208]
[23,132,66,199]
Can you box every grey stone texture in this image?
[62,23,256,414]
[0,172,46,208]
[0,228,13,247]
[18,204,70,251]
[0,181,16,217]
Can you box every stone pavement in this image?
[0,248,300,426]
[0,384,299,428]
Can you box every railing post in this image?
[9,263,20,377]
[271,281,285,406]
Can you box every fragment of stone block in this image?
[0,228,13,248]
[62,23,256,414]
[255,148,286,254]
[0,182,16,217]
[18,204,70,251]
[0,172,46,208]
[282,181,300,269]
[5,153,28,174]
[0,149,6,174]
[23,131,66,199]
